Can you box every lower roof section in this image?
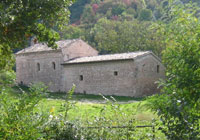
[62,51,160,65]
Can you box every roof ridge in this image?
[71,51,151,59]
[16,39,79,54]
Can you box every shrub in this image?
[0,83,78,140]
[149,3,200,140]
[0,83,48,139]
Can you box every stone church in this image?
[16,39,165,97]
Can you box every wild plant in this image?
[0,82,49,140]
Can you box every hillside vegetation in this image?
[60,0,200,56]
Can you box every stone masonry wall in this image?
[62,40,98,61]
[16,40,98,92]
[16,50,63,92]
[133,55,165,96]
[62,54,165,97]
[62,60,137,96]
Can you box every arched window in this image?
[52,62,56,70]
[37,63,40,71]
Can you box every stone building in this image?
[15,39,98,91]
[16,39,165,97]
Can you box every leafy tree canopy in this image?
[60,25,85,40]
[91,18,165,56]
[0,0,74,70]
[138,8,153,21]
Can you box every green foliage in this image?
[149,3,200,140]
[69,0,173,24]
[40,85,77,140]
[138,8,153,21]
[2,81,167,139]
[91,18,165,56]
[96,1,114,15]
[0,70,16,89]
[122,7,137,19]
[67,0,200,55]
[81,5,96,24]
[161,0,169,8]
[60,25,85,40]
[0,0,74,70]
[0,82,79,140]
[111,4,126,15]
[77,96,141,139]
[154,7,164,20]
[0,83,48,139]
[51,95,158,140]
[69,0,91,24]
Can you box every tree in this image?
[81,5,96,24]
[60,25,85,40]
[149,3,200,139]
[0,0,74,70]
[69,0,91,24]
[138,8,153,21]
[91,18,165,56]
[111,4,126,15]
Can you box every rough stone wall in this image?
[62,60,137,96]
[133,55,165,96]
[16,40,98,92]
[61,54,165,97]
[16,50,63,92]
[62,40,98,61]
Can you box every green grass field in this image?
[11,85,156,123]
[9,85,166,139]
[39,96,155,121]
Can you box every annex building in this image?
[16,39,165,97]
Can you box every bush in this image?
[0,83,48,139]
[0,83,78,140]
[149,3,200,140]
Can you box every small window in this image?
[114,71,118,76]
[157,65,160,73]
[37,63,40,71]
[33,38,38,44]
[80,75,83,81]
[52,62,56,70]
[20,81,23,85]
[135,68,138,78]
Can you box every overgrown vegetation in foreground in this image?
[0,81,166,140]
